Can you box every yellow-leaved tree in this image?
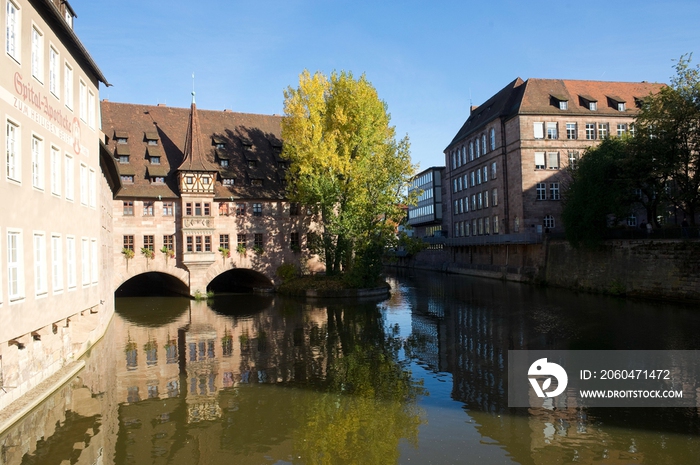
[282,70,415,285]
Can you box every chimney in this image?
[157,103,167,107]
[470,105,479,114]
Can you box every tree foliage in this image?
[281,71,415,285]
[635,54,700,223]
[562,138,635,247]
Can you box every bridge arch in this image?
[114,263,190,297]
[205,263,274,293]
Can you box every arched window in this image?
[544,215,555,229]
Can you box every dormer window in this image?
[608,96,626,111]
[220,159,229,167]
[150,157,160,165]
[589,101,597,111]
[145,130,159,145]
[223,178,235,186]
[148,139,158,146]
[64,10,73,29]
[152,176,165,183]
[216,143,226,150]
[617,102,626,111]
[248,160,257,168]
[579,95,598,111]
[118,155,129,164]
[251,179,263,187]
[116,137,128,144]
[551,95,568,110]
[559,101,568,110]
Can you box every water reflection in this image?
[3,271,700,464]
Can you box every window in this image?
[559,100,568,110]
[485,216,490,235]
[152,176,164,184]
[117,137,128,145]
[91,239,98,284]
[237,234,246,249]
[617,124,627,137]
[144,235,154,250]
[476,169,481,185]
[66,236,76,289]
[163,235,174,251]
[453,199,458,215]
[5,1,20,61]
[185,202,192,216]
[89,169,96,208]
[7,231,24,300]
[454,223,459,237]
[253,203,262,216]
[220,234,229,251]
[123,235,134,251]
[32,136,44,190]
[452,179,457,193]
[471,194,476,211]
[150,156,160,165]
[186,236,193,252]
[490,128,496,151]
[456,149,461,167]
[79,81,87,122]
[568,151,579,170]
[463,174,468,189]
[49,47,58,96]
[544,215,555,229]
[470,171,475,187]
[475,138,481,158]
[254,233,263,249]
[248,160,257,168]
[143,201,154,216]
[533,122,544,139]
[492,188,498,206]
[469,141,474,161]
[81,238,89,286]
[461,145,466,165]
[236,203,246,216]
[50,146,61,196]
[223,178,234,186]
[51,235,62,292]
[585,123,595,140]
[478,192,483,209]
[627,215,637,227]
[481,134,487,154]
[493,216,499,234]
[31,26,43,81]
[451,152,456,170]
[220,159,229,167]
[483,190,489,208]
[195,236,202,252]
[88,90,95,128]
[459,197,464,213]
[534,152,545,170]
[617,102,626,112]
[204,203,211,216]
[482,166,488,183]
[566,123,577,140]
[251,179,263,187]
[589,101,597,111]
[79,163,88,205]
[123,201,133,216]
[491,161,497,179]
[550,182,560,200]
[64,63,73,109]
[598,123,608,139]
[204,236,212,252]
[194,203,202,216]
[290,202,300,215]
[546,122,557,139]
[6,121,20,181]
[291,232,300,250]
[547,152,559,170]
[65,155,74,200]
[163,202,174,216]
[536,183,546,200]
[118,155,129,164]
[478,218,484,235]
[458,177,462,191]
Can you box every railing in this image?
[420,232,543,247]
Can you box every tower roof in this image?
[178,94,218,172]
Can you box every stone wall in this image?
[544,239,700,301]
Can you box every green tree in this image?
[281,71,415,284]
[634,54,700,224]
[562,138,634,247]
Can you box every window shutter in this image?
[534,122,544,139]
[535,152,545,167]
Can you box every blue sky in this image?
[74,0,700,170]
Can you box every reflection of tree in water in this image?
[291,302,424,465]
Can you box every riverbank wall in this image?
[391,239,700,302]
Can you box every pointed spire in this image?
[178,91,216,172]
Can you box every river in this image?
[2,269,700,464]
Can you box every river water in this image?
[2,269,700,465]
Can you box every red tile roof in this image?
[101,101,286,200]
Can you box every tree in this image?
[562,138,635,247]
[635,54,700,224]
[281,71,415,285]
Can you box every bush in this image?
[276,262,299,282]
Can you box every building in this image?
[443,78,663,243]
[101,98,321,296]
[0,0,112,409]
[407,166,444,238]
